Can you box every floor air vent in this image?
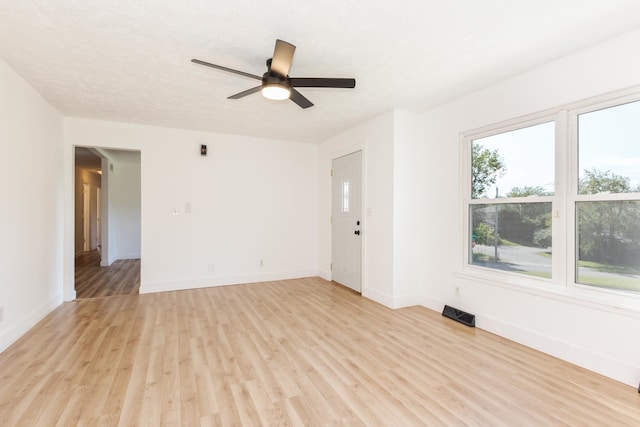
[442,305,475,327]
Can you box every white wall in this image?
[318,109,431,309]
[318,111,396,306]
[106,157,141,263]
[415,28,640,387]
[0,57,64,352]
[64,118,318,296]
[392,109,428,307]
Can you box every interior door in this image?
[331,151,362,292]
[83,183,91,252]
[96,187,101,252]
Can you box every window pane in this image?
[470,203,552,278]
[576,201,640,291]
[342,181,350,212]
[578,100,640,194]
[471,122,555,199]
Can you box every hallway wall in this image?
[0,56,64,352]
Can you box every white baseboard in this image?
[391,293,428,309]
[101,254,140,266]
[419,298,639,388]
[140,269,318,294]
[65,288,76,302]
[0,292,64,353]
[362,287,395,308]
[318,269,331,281]
[418,295,446,312]
[477,313,639,388]
[362,289,436,309]
[114,254,140,260]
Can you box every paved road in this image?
[472,244,640,288]
[473,244,551,275]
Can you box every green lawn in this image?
[578,259,640,291]
[578,259,640,276]
[576,275,640,291]
[471,248,639,290]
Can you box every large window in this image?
[575,100,640,291]
[464,93,640,295]
[469,121,555,279]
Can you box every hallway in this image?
[75,250,140,299]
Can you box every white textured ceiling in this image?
[2,1,640,143]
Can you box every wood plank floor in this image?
[75,250,140,299]
[1,277,638,426]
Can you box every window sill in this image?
[455,266,640,318]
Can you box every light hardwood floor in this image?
[75,250,140,299]
[1,277,638,426]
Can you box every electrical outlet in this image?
[259,259,264,267]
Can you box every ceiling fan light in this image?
[262,84,291,100]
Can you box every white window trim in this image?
[459,86,640,312]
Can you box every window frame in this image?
[461,112,562,290]
[568,95,640,296]
[459,88,640,309]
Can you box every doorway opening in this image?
[74,146,141,299]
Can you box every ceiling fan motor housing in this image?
[263,72,289,87]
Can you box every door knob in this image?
[354,230,360,235]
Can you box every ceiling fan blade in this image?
[227,86,262,99]
[289,77,356,88]
[191,59,262,80]
[270,39,296,76]
[290,89,314,109]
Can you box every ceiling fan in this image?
[191,39,356,109]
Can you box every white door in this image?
[83,183,90,252]
[331,151,362,292]
[96,187,101,252]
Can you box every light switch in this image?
[185,202,192,214]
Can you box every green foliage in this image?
[472,144,505,198]
[473,222,495,246]
[497,203,551,247]
[506,186,552,197]
[579,168,631,194]
[533,227,552,248]
[577,169,640,267]
[578,200,640,266]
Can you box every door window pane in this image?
[576,201,640,291]
[342,181,350,212]
[578,100,640,194]
[471,203,552,278]
[472,122,555,199]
